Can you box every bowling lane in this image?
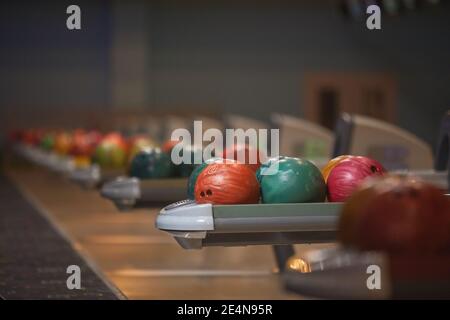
[6,166,323,299]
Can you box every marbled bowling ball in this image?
[195,162,260,205]
[258,156,326,204]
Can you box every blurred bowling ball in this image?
[174,144,204,177]
[223,143,264,172]
[258,157,326,203]
[338,175,404,247]
[22,129,44,146]
[187,157,233,199]
[39,132,55,151]
[128,135,158,164]
[70,130,102,157]
[350,179,450,255]
[129,147,174,179]
[327,156,385,202]
[195,162,260,204]
[321,155,352,182]
[54,131,73,155]
[93,132,128,169]
[8,129,24,143]
[162,139,179,154]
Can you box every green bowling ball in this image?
[256,156,286,184]
[129,147,175,179]
[40,134,55,151]
[186,157,224,199]
[257,156,326,203]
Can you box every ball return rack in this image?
[156,200,340,271]
[14,144,129,189]
[68,165,127,189]
[100,176,188,210]
[14,144,76,175]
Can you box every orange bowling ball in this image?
[54,131,73,155]
[195,163,260,205]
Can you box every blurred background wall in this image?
[0,1,111,128]
[1,0,449,147]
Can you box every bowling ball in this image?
[69,129,87,155]
[338,175,404,247]
[54,131,73,155]
[129,147,174,179]
[258,157,326,203]
[128,135,158,164]
[195,162,260,204]
[39,133,55,151]
[223,143,264,172]
[162,139,180,154]
[23,129,44,146]
[327,156,385,202]
[321,155,353,182]
[174,144,204,177]
[8,129,24,143]
[93,132,128,169]
[352,179,450,255]
[187,157,233,200]
[256,156,286,184]
[70,130,102,157]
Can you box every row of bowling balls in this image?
[129,142,262,179]
[186,154,386,205]
[14,128,183,172]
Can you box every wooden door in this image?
[304,72,397,130]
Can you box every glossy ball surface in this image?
[195,163,260,204]
[129,147,174,179]
[258,157,326,203]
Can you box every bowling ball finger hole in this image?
[206,189,212,196]
[200,191,205,197]
[370,165,378,173]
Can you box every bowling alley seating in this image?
[333,113,433,170]
[271,113,334,168]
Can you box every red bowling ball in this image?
[355,180,450,255]
[327,156,385,202]
[70,129,102,157]
[162,139,180,154]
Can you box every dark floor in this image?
[0,175,123,299]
